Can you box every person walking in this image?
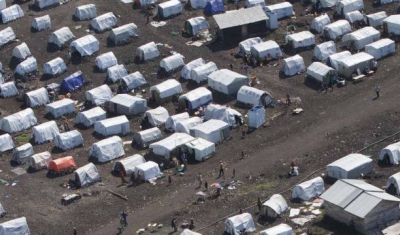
[204,181,208,191]
[171,218,178,232]
[257,197,262,213]
[286,92,291,105]
[197,173,203,188]
[130,172,136,186]
[120,170,127,185]
[219,161,225,178]
[121,211,128,226]
[375,84,381,98]
[168,174,172,186]
[228,63,234,70]
[232,168,236,178]
[73,227,77,235]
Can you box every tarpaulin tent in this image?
[313,41,336,61]
[0,0,5,11]
[184,17,209,36]
[94,116,130,136]
[0,134,13,152]
[121,72,147,91]
[133,127,163,147]
[319,0,338,8]
[190,62,218,84]
[208,69,248,95]
[74,4,97,21]
[365,11,387,28]
[112,154,146,175]
[70,35,99,57]
[109,94,147,115]
[181,58,205,80]
[48,156,76,174]
[260,224,293,235]
[0,82,18,98]
[204,0,224,15]
[136,42,159,61]
[15,57,37,77]
[149,133,195,158]
[285,31,315,49]
[43,57,67,76]
[12,43,31,60]
[178,87,212,110]
[54,130,83,151]
[306,62,336,84]
[33,0,59,9]
[60,71,84,92]
[342,26,380,50]
[12,143,34,165]
[345,10,364,24]
[107,64,128,83]
[24,87,49,108]
[29,151,52,171]
[108,23,139,45]
[322,20,351,40]
[327,153,373,179]
[225,213,255,235]
[326,50,351,70]
[0,108,37,133]
[143,107,169,126]
[158,0,182,18]
[45,98,75,119]
[383,15,400,36]
[49,27,75,48]
[32,121,60,144]
[311,14,331,33]
[150,79,182,102]
[176,117,203,134]
[85,84,113,105]
[261,194,288,218]
[165,112,190,132]
[248,105,265,129]
[190,119,230,144]
[237,86,272,107]
[180,229,202,235]
[0,217,30,235]
[0,27,15,48]
[204,103,243,126]
[250,40,282,61]
[75,107,106,127]
[184,137,215,161]
[91,12,117,32]
[336,52,374,78]
[264,2,293,19]
[336,0,364,16]
[160,53,185,73]
[90,136,125,162]
[386,172,400,195]
[292,176,325,201]
[189,0,207,9]
[245,0,266,8]
[1,5,24,23]
[237,37,262,57]
[134,161,161,181]
[379,141,400,165]
[281,54,306,76]
[74,163,100,188]
[365,38,395,60]
[95,52,118,71]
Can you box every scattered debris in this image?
[107,189,128,201]
[75,25,82,29]
[291,215,316,226]
[289,208,300,218]
[61,193,82,205]
[151,21,167,27]
[10,167,26,176]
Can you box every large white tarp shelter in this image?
[133,127,163,147]
[0,134,13,152]
[12,143,34,164]
[160,53,185,73]
[285,31,315,49]
[313,41,336,61]
[136,42,159,61]
[109,23,139,44]
[261,194,288,218]
[189,0,207,9]
[143,107,169,126]
[24,87,49,108]
[383,15,400,36]
[85,84,113,105]
[0,108,37,133]
[150,79,182,101]
[365,38,395,60]
[281,55,306,76]
[245,0,265,8]
[345,10,364,24]
[342,26,380,50]
[75,163,100,188]
[322,20,351,40]
[386,172,400,195]
[75,107,106,127]
[365,11,387,28]
[0,217,30,235]
[95,52,117,71]
[54,130,83,150]
[34,0,59,9]
[250,40,282,60]
[326,50,351,70]
[149,133,195,158]
[43,57,66,76]
[208,69,248,95]
[379,141,400,165]
[75,4,97,21]
[311,14,331,33]
[32,121,59,144]
[237,86,272,107]
[184,137,215,161]
[337,52,374,78]
[90,136,125,162]
[121,72,147,91]
[178,87,212,110]
[1,5,24,23]
[292,176,325,201]
[327,153,373,179]
[15,57,37,77]
[0,27,15,47]
[29,151,52,171]
[264,2,293,19]
[49,27,75,47]
[181,58,205,80]
[306,62,336,84]
[109,94,147,115]
[158,0,182,18]
[70,35,99,57]
[176,117,203,134]
[204,103,243,126]
[91,12,117,31]
[0,82,18,98]
[185,17,209,36]
[12,42,31,60]
[260,224,293,235]
[165,112,189,132]
[336,0,364,15]
[134,161,161,181]
[225,213,256,235]
[94,116,130,136]
[238,37,262,57]
[45,98,75,118]
[190,119,230,144]
[112,154,146,175]
[107,64,128,83]
[190,62,218,84]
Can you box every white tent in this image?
[322,20,351,40]
[189,0,207,9]
[70,35,99,57]
[326,50,351,70]
[313,41,336,61]
[0,82,18,98]
[75,107,107,127]
[149,133,195,158]
[0,108,37,133]
[306,62,336,84]
[32,121,60,144]
[345,10,364,24]
[165,112,190,132]
[281,55,306,76]
[109,94,147,115]
[15,57,37,77]
[34,0,59,9]
[190,62,218,84]
[225,213,256,235]
[326,153,373,179]
[184,137,215,161]
[0,0,5,11]
[144,107,169,126]
[237,86,272,107]
[85,84,113,106]
[379,142,400,165]
[319,0,338,8]
[29,151,52,171]
[365,11,387,28]
[190,119,230,144]
[121,72,147,91]
[178,87,212,110]
[95,52,118,71]
[109,23,139,45]
[180,229,202,235]
[133,127,163,147]
[91,12,117,31]
[160,53,185,73]
[248,105,265,129]
[74,163,101,188]
[336,52,374,78]
[245,0,265,8]
[342,26,380,50]
[54,130,83,151]
[43,57,66,76]
[12,143,34,164]
[74,4,97,21]
[264,2,293,19]
[386,172,400,195]
[176,117,203,134]
[383,15,400,36]
[260,224,293,235]
[0,27,16,48]
[49,27,75,48]
[208,69,248,95]
[204,103,243,126]
[0,202,4,216]
[45,98,75,118]
[90,136,125,162]
[238,37,262,57]
[365,38,395,60]
[150,79,183,101]
[112,154,146,175]
[250,40,282,61]
[1,5,24,23]
[181,58,205,80]
[261,194,288,218]
[292,176,325,201]
[107,64,128,83]
[336,0,364,16]
[134,161,161,181]
[94,115,130,136]
[158,0,182,18]
[185,17,209,36]
[12,42,31,60]
[0,217,30,235]
[24,87,49,108]
[0,134,13,152]
[136,42,160,61]
[285,31,315,49]
[311,14,331,33]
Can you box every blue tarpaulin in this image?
[61,71,84,92]
[204,0,224,15]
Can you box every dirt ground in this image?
[0,0,400,234]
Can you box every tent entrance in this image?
[387,183,397,195]
[248,21,267,36]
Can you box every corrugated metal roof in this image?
[342,179,383,192]
[320,180,363,208]
[344,193,381,218]
[214,6,267,29]
[367,192,400,202]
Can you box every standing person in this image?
[197,173,203,188]
[62,116,70,132]
[168,174,172,186]
[286,92,291,105]
[136,171,142,185]
[204,181,208,191]
[229,63,234,70]
[120,170,127,185]
[171,218,178,232]
[73,227,77,235]
[241,126,247,139]
[232,168,236,178]
[219,161,225,178]
[239,208,243,214]
[121,211,128,226]
[242,63,249,75]
[375,84,381,98]
[130,172,136,186]
[257,197,262,213]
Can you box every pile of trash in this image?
[289,199,324,226]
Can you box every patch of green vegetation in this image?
[15,134,30,144]
[240,181,277,195]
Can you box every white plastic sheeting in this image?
[190,62,218,84]
[326,50,351,70]
[327,153,373,179]
[94,115,130,136]
[264,2,293,19]
[261,194,288,218]
[336,52,374,78]
[165,112,189,131]
[75,4,97,20]
[176,117,203,134]
[180,229,202,235]
[144,107,169,126]
[136,42,159,61]
[185,17,209,36]
[0,27,16,47]
[204,103,243,126]
[54,130,83,150]
[365,38,395,60]
[12,143,34,164]
[0,0,5,11]
[311,14,331,33]
[75,163,101,188]
[29,151,52,170]
[25,87,49,108]
[319,0,338,8]
[0,217,30,235]
[292,176,325,201]
[43,57,66,76]
[208,69,248,95]
[32,121,60,144]
[150,79,182,100]
[189,0,207,9]
[109,23,139,44]
[281,54,306,76]
[133,127,163,147]
[379,142,400,165]
[75,107,106,127]
[336,0,364,15]
[107,64,128,83]
[245,0,265,8]
[322,20,351,40]
[70,35,99,57]
[237,86,272,107]
[149,133,195,158]
[15,57,37,76]
[365,11,387,28]
[0,82,18,98]
[34,0,59,9]
[85,84,113,106]
[342,26,381,50]
[90,136,125,162]
[1,5,24,23]
[121,72,147,91]
[190,119,230,144]
[91,12,117,31]
[185,137,215,161]
[260,224,293,235]
[0,108,37,133]
[45,98,75,118]
[0,134,13,152]
[112,154,146,175]
[345,10,364,24]
[225,213,256,235]
[109,94,147,115]
[181,58,205,80]
[12,42,31,60]
[383,15,400,35]
[160,53,185,72]
[179,87,212,110]
[49,27,75,47]
[158,0,182,18]
[306,62,335,83]
[386,172,400,195]
[250,40,282,60]
[238,37,262,57]
[285,31,315,49]
[95,52,118,71]
[248,105,265,129]
[134,161,161,181]
[313,41,336,61]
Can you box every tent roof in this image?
[339,52,374,67]
[110,94,145,106]
[111,23,138,36]
[79,107,106,119]
[251,40,280,52]
[260,223,292,235]
[150,79,181,94]
[159,0,181,8]
[93,135,122,147]
[262,194,288,215]
[208,69,247,85]
[307,62,334,76]
[150,133,195,152]
[97,116,128,128]
[213,5,267,29]
[286,31,314,42]
[383,15,400,24]
[179,87,211,102]
[185,137,214,151]
[365,38,394,49]
[187,16,207,26]
[328,50,352,61]
[46,98,74,109]
[327,153,372,171]
[342,26,380,41]
[191,119,229,134]
[366,11,387,20]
